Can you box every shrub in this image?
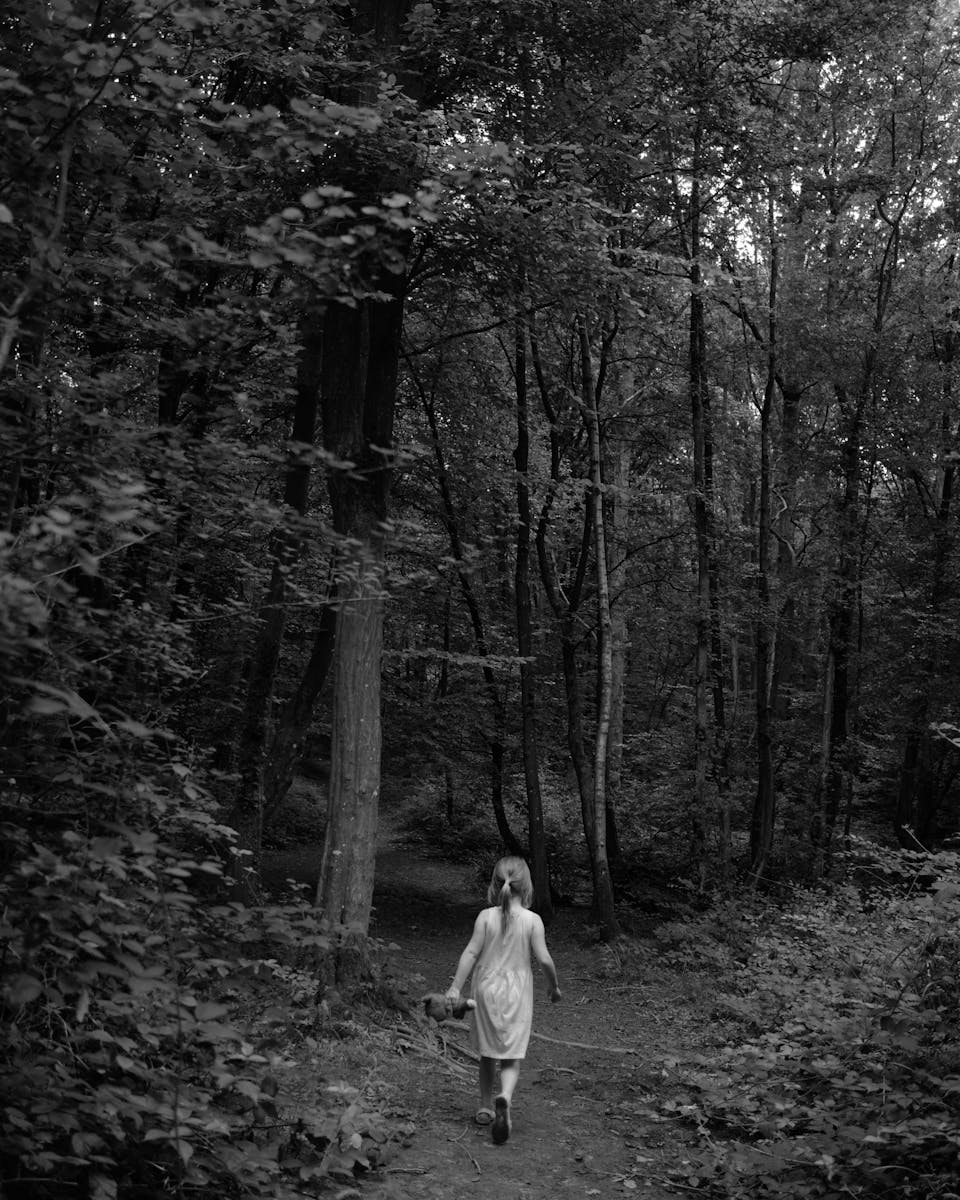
[0,794,407,1199]
[669,843,960,1199]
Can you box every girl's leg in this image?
[498,1059,520,1103]
[492,1059,519,1144]
[478,1056,497,1109]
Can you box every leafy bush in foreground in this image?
[0,802,405,1199]
[664,843,960,1199]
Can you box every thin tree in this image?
[750,189,778,881]
[512,309,553,920]
[578,313,620,941]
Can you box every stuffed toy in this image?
[422,993,476,1021]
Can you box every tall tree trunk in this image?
[316,557,384,934]
[686,124,713,889]
[513,314,552,919]
[578,314,620,942]
[438,587,456,823]
[310,0,427,959]
[817,384,863,868]
[538,503,599,873]
[896,323,957,847]
[824,175,907,862]
[417,374,524,856]
[671,108,732,887]
[529,321,601,894]
[315,280,401,938]
[750,190,778,881]
[770,381,802,721]
[605,442,630,869]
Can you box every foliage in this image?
[6,0,960,1185]
[662,843,960,1199]
[261,784,325,853]
[0,792,409,1198]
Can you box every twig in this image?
[37,531,157,581]
[460,1143,481,1181]
[531,1031,637,1053]
[395,1036,473,1082]
[445,1039,481,1063]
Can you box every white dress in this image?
[469,906,535,1059]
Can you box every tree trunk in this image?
[605,436,631,870]
[530,320,601,898]
[537,494,599,870]
[316,563,384,932]
[671,108,731,888]
[315,281,401,936]
[418,373,524,856]
[578,314,620,942]
[816,385,863,869]
[770,382,802,721]
[514,314,552,920]
[750,190,778,881]
[438,586,456,823]
[687,132,713,890]
[896,324,957,847]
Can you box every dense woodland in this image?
[3,0,960,1196]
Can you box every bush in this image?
[0,795,407,1199]
[668,843,960,1199]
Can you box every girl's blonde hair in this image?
[486,856,534,931]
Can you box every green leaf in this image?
[89,1174,117,1200]
[6,973,43,1005]
[115,719,154,738]
[195,1001,229,1020]
[249,250,278,268]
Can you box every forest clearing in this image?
[3,0,960,1195]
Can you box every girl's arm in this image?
[530,914,561,1001]
[446,912,486,998]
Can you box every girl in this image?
[445,856,561,1145]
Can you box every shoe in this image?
[474,1107,494,1125]
[492,1095,510,1144]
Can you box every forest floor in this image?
[263,800,715,1200]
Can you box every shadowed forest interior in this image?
[2,0,960,1197]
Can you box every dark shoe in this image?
[492,1095,511,1144]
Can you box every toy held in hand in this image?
[422,993,476,1021]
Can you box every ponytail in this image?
[499,877,513,933]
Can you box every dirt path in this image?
[264,804,706,1197]
[356,816,704,1200]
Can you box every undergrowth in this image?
[0,796,412,1200]
[651,840,960,1199]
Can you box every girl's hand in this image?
[445,987,460,1001]
[549,986,561,1003]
